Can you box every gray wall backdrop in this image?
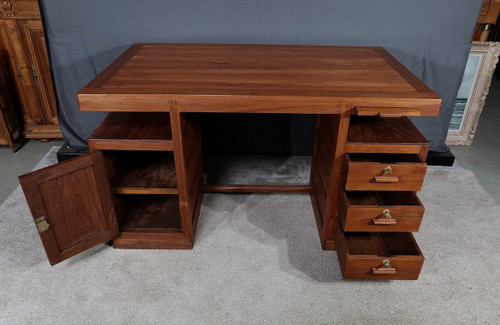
[39,0,482,152]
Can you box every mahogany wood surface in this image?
[354,107,422,117]
[203,184,312,193]
[104,151,177,192]
[346,116,429,156]
[343,153,427,191]
[112,232,192,249]
[18,152,119,265]
[78,44,441,115]
[334,218,424,280]
[310,111,350,250]
[170,109,204,244]
[88,112,173,151]
[0,1,62,139]
[114,195,182,232]
[339,190,424,232]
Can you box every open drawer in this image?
[334,222,424,280]
[339,189,424,232]
[343,153,427,191]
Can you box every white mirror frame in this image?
[447,41,500,145]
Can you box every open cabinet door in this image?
[19,151,119,265]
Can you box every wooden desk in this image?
[19,44,441,280]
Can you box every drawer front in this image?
[339,190,424,232]
[343,256,424,280]
[354,106,422,118]
[343,155,427,191]
[334,220,424,280]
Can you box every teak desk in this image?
[19,44,441,280]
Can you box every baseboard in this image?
[425,150,455,166]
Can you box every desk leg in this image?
[310,111,350,250]
[171,107,204,245]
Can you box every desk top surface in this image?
[78,43,441,115]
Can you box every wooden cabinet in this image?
[19,111,201,265]
[333,115,430,280]
[473,0,500,41]
[0,51,24,151]
[0,0,61,141]
[18,44,441,280]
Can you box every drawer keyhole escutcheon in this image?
[382,259,391,268]
[383,209,392,219]
[384,166,392,175]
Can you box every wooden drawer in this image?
[339,189,424,232]
[334,223,424,280]
[354,107,422,117]
[343,153,427,191]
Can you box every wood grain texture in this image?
[310,112,350,250]
[203,184,312,193]
[343,153,427,191]
[88,112,173,151]
[0,52,25,152]
[18,152,119,265]
[114,195,182,232]
[339,190,424,232]
[170,109,204,245]
[18,19,58,125]
[346,116,429,156]
[103,151,177,193]
[0,0,40,19]
[78,44,441,115]
[334,219,424,280]
[0,1,62,139]
[112,232,192,249]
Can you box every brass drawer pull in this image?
[374,166,399,182]
[373,218,397,225]
[378,112,402,118]
[372,209,397,225]
[372,259,397,275]
[374,176,399,183]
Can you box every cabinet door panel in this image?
[18,152,119,265]
[18,19,57,125]
[0,19,41,124]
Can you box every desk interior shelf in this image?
[346,116,428,156]
[103,151,178,195]
[88,112,173,151]
[115,194,182,232]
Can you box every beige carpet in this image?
[1,147,499,324]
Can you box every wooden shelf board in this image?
[112,187,178,195]
[89,112,173,151]
[203,184,312,193]
[346,116,428,154]
[106,151,178,190]
[115,194,182,232]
